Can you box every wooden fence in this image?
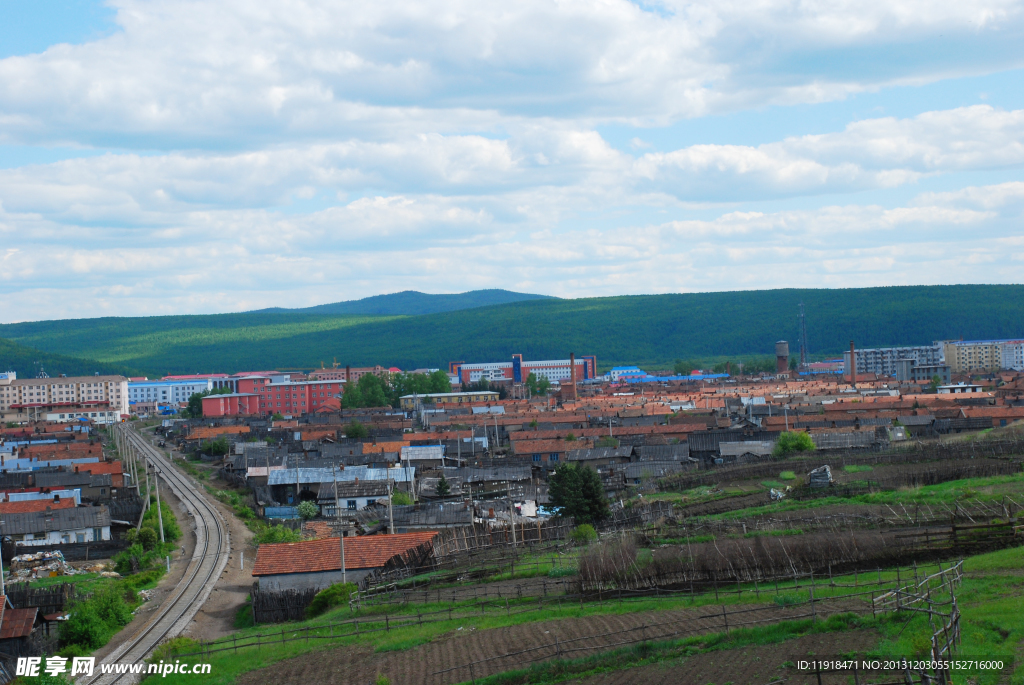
[250,583,319,624]
[6,583,79,615]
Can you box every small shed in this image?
[807,465,833,488]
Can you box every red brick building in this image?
[201,378,344,417]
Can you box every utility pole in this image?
[506,482,517,550]
[154,467,165,543]
[387,476,395,535]
[333,465,346,584]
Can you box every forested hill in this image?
[0,338,137,379]
[1,285,1023,376]
[253,289,554,315]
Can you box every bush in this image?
[772,431,815,457]
[251,523,302,548]
[60,607,108,649]
[297,500,319,520]
[305,582,357,618]
[571,524,598,545]
[138,527,158,551]
[391,490,413,506]
[113,544,145,574]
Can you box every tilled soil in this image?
[568,629,882,685]
[237,600,865,685]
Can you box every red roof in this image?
[0,607,37,639]
[0,498,75,514]
[252,532,437,576]
[74,461,123,476]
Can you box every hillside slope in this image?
[2,285,1022,375]
[254,289,554,315]
[0,338,137,379]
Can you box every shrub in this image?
[375,675,391,685]
[571,524,598,545]
[113,544,145,574]
[305,582,357,618]
[138,527,158,551]
[779,471,797,480]
[251,523,302,547]
[297,501,319,520]
[772,431,815,457]
[60,606,107,649]
[391,490,413,506]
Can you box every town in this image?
[0,334,1022,683]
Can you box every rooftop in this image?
[252,531,437,575]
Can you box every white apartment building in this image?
[843,344,944,376]
[0,374,129,424]
[1000,341,1024,372]
[128,378,213,407]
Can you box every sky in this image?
[1,0,1023,323]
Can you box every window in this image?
[532,454,541,462]
[94,528,103,541]
[549,453,559,462]
[347,500,357,510]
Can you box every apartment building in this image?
[201,377,345,417]
[942,340,1022,373]
[842,344,943,376]
[128,378,213,408]
[0,375,129,424]
[1001,341,1024,372]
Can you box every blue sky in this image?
[1,0,1023,322]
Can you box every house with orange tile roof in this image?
[252,531,438,591]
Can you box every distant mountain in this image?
[3,285,1024,376]
[255,289,555,316]
[0,337,137,379]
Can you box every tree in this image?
[525,372,551,396]
[202,436,229,456]
[357,373,389,407]
[929,374,942,392]
[428,369,451,394]
[345,420,369,439]
[772,431,815,457]
[341,382,365,409]
[548,463,610,524]
[271,412,284,420]
[297,500,319,520]
[673,359,695,376]
[391,490,413,506]
[138,527,158,551]
[435,473,451,498]
[182,387,233,418]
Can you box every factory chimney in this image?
[849,341,856,388]
[566,352,578,400]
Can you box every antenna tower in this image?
[798,303,809,367]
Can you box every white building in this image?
[1000,341,1024,371]
[128,378,213,407]
[844,344,944,376]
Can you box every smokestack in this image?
[567,353,578,400]
[346,365,351,384]
[849,341,856,388]
[726,361,731,376]
[775,341,789,374]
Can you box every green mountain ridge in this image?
[251,289,554,316]
[0,338,139,380]
[2,285,1022,377]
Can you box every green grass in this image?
[843,465,874,473]
[779,471,797,480]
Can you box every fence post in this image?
[809,586,816,623]
[722,605,729,634]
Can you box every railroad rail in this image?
[83,425,229,685]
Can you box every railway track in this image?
[84,425,229,685]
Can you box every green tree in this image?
[202,436,229,456]
[341,383,365,409]
[345,420,369,439]
[435,473,451,498]
[428,369,451,393]
[772,431,815,457]
[548,463,609,524]
[182,387,232,418]
[929,374,942,392]
[357,373,389,407]
[525,372,551,396]
[673,359,695,375]
[391,490,413,505]
[137,526,158,551]
[271,412,284,420]
[297,500,319,520]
